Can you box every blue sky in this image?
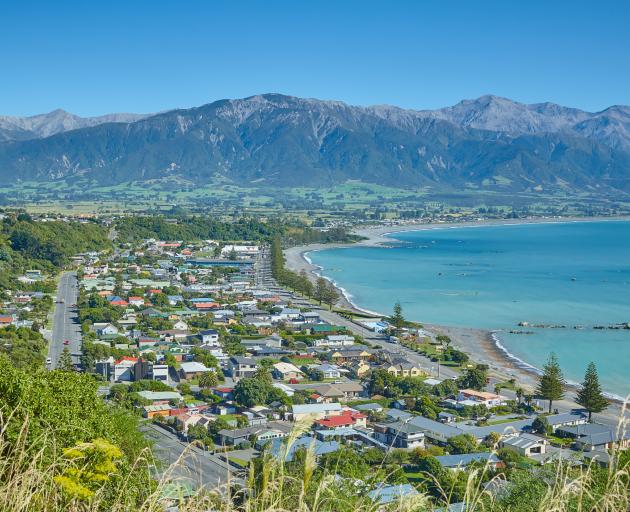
[1,0,629,116]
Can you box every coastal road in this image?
[141,423,242,491]
[48,271,82,369]
[261,248,458,379]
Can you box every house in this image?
[311,324,347,335]
[367,484,420,506]
[140,307,167,318]
[331,347,372,364]
[439,411,457,424]
[350,360,371,378]
[277,308,301,321]
[312,335,355,348]
[217,421,292,446]
[272,382,295,397]
[291,403,343,422]
[173,319,189,331]
[176,413,215,433]
[128,296,145,307]
[95,357,115,381]
[212,387,234,400]
[373,420,426,449]
[142,404,172,419]
[242,309,271,321]
[457,389,506,408]
[152,364,169,381]
[314,410,367,430]
[544,412,588,432]
[179,361,213,380]
[436,453,503,470]
[311,382,364,402]
[311,363,343,380]
[300,311,320,324]
[556,423,630,452]
[384,361,424,378]
[501,433,549,457]
[194,302,220,311]
[136,390,182,403]
[0,315,16,328]
[107,296,129,307]
[199,329,219,345]
[93,322,119,336]
[228,356,258,379]
[272,362,304,381]
[268,436,340,462]
[354,402,384,414]
[167,295,184,306]
[113,356,138,381]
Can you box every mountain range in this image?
[1,94,630,196]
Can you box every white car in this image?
[46,357,52,365]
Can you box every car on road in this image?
[46,357,52,365]
[56,299,65,304]
[63,340,70,345]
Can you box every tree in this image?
[391,301,405,332]
[314,277,328,305]
[483,431,501,448]
[447,433,478,454]
[531,416,550,435]
[458,366,487,391]
[323,282,340,310]
[233,378,269,407]
[163,352,177,367]
[199,371,219,389]
[536,353,565,413]
[58,347,74,372]
[576,362,608,421]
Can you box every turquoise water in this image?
[308,221,630,397]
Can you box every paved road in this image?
[48,271,82,369]
[258,247,458,380]
[141,423,242,491]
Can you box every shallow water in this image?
[309,221,630,397]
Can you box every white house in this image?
[291,403,343,422]
[173,320,189,331]
[113,357,137,381]
[199,329,219,345]
[501,433,549,457]
[313,335,355,348]
[93,322,119,336]
[273,362,304,381]
[457,389,506,408]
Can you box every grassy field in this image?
[4,178,628,221]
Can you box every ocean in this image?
[308,220,630,398]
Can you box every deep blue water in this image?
[309,221,630,397]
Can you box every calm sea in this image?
[308,221,630,398]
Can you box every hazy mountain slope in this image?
[0,109,149,141]
[1,94,629,195]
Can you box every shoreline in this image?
[284,215,630,407]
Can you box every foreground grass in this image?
[0,414,628,512]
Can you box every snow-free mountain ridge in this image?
[1,94,629,196]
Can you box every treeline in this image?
[270,236,339,308]
[0,213,110,289]
[114,214,360,245]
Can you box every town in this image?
[1,212,626,510]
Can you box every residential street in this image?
[141,423,242,490]
[48,271,82,369]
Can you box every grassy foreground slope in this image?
[0,355,628,511]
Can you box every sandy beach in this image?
[284,216,630,413]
